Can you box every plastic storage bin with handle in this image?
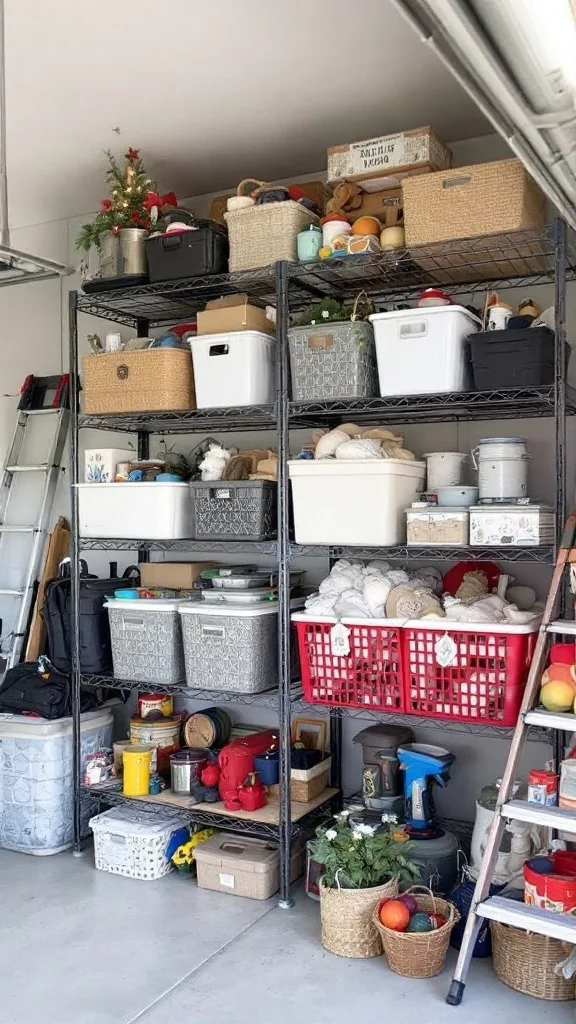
[105,598,188,684]
[369,306,481,396]
[77,482,194,540]
[194,832,305,899]
[190,330,276,408]
[90,804,190,880]
[288,458,425,546]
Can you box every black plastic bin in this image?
[470,326,557,390]
[146,221,228,282]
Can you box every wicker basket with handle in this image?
[225,193,319,271]
[402,158,547,284]
[320,874,399,958]
[373,885,460,978]
[83,349,195,415]
[490,920,575,1001]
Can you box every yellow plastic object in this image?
[540,680,575,713]
[122,745,153,796]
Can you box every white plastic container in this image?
[288,458,425,546]
[89,804,189,880]
[469,504,554,546]
[0,710,113,855]
[105,598,189,683]
[472,437,530,502]
[191,330,276,408]
[369,305,481,396]
[406,506,469,546]
[425,452,467,489]
[84,448,133,483]
[77,482,194,539]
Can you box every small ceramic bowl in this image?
[436,485,479,507]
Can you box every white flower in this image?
[381,813,398,824]
[325,828,337,841]
[321,309,330,319]
[354,823,377,837]
[310,319,316,325]
[351,829,363,841]
[334,810,350,822]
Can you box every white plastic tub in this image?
[77,482,194,539]
[369,305,481,396]
[190,330,276,408]
[0,709,113,855]
[288,458,425,546]
[90,805,189,880]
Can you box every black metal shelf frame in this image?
[82,672,303,706]
[69,219,571,909]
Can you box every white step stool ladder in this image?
[0,374,69,676]
[447,513,576,1005]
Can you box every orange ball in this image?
[378,899,410,931]
[541,664,576,690]
[351,216,381,237]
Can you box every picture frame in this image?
[291,717,327,752]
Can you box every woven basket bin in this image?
[83,350,195,415]
[320,875,398,958]
[402,158,546,284]
[373,885,460,978]
[224,202,319,271]
[491,920,575,1001]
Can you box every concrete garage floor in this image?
[0,848,572,1024]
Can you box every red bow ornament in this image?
[144,191,178,224]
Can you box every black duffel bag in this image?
[43,560,139,675]
[0,660,83,718]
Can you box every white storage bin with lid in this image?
[0,709,113,855]
[288,458,425,546]
[77,482,193,539]
[194,832,305,900]
[469,504,555,546]
[406,506,469,546]
[180,598,303,693]
[369,305,481,396]
[190,330,276,408]
[105,598,190,684]
[89,804,189,880]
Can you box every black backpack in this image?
[0,660,81,718]
[43,560,139,675]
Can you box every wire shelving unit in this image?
[69,220,575,905]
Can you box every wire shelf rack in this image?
[290,544,554,563]
[83,672,301,706]
[79,537,278,553]
[79,405,278,435]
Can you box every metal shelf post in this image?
[68,289,82,855]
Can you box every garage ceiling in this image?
[6,0,490,228]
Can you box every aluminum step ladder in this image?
[447,510,576,1005]
[0,375,69,675]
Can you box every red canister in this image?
[527,768,558,806]
[524,852,576,912]
[137,693,174,719]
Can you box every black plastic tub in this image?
[146,220,228,281]
[470,326,557,389]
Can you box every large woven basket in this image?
[320,875,399,958]
[225,202,319,271]
[83,349,195,415]
[402,158,546,284]
[373,885,460,978]
[491,920,575,1001]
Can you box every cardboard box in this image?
[327,125,451,187]
[196,293,275,336]
[138,562,214,590]
[347,187,403,226]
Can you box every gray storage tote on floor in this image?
[180,602,279,693]
[105,598,187,684]
[288,320,377,400]
[189,479,276,540]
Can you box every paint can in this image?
[137,693,174,720]
[472,437,530,502]
[129,715,181,776]
[527,768,558,805]
[424,452,467,490]
[122,745,153,796]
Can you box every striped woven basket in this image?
[491,920,575,1001]
[225,201,319,271]
[83,349,195,415]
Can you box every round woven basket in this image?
[320,875,399,958]
[373,885,460,978]
[491,920,575,1001]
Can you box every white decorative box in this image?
[469,504,555,546]
[84,448,133,483]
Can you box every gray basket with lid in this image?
[180,602,279,693]
[189,479,276,540]
[105,598,186,684]
[288,293,377,401]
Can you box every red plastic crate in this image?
[294,615,405,712]
[402,622,539,726]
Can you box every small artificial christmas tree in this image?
[76,148,176,252]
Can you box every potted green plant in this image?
[310,809,418,958]
[288,293,378,401]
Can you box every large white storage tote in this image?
[369,305,481,396]
[77,482,194,540]
[288,458,426,546]
[90,804,189,880]
[190,330,276,408]
[106,598,188,684]
[0,709,113,855]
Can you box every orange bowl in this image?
[351,215,381,237]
